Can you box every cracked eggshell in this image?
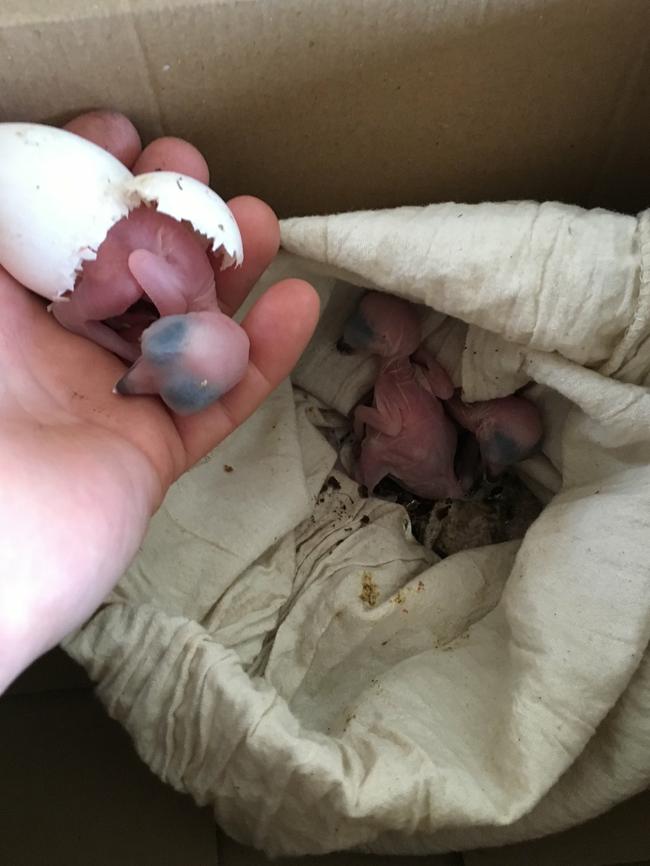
[0,123,132,301]
[124,172,243,269]
[0,122,243,302]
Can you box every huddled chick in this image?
[339,291,543,499]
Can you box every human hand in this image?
[0,110,319,692]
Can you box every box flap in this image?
[0,0,648,216]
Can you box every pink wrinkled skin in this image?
[50,206,249,415]
[343,291,544,499]
[445,392,543,479]
[346,292,464,499]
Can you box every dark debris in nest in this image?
[373,472,542,558]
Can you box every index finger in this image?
[63,110,142,168]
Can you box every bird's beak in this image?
[114,357,159,396]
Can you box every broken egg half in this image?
[0,122,243,302]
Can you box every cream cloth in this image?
[65,202,650,857]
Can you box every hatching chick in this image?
[340,291,463,499]
[50,205,249,414]
[445,391,543,480]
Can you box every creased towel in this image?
[64,201,650,858]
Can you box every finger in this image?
[132,137,210,183]
[213,196,280,317]
[63,110,142,168]
[175,278,319,466]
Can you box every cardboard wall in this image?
[0,1,649,863]
[0,0,647,218]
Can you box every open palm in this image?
[0,115,318,691]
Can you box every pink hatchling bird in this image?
[340,291,544,499]
[339,291,464,499]
[445,391,543,480]
[51,206,249,415]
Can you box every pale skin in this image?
[51,201,251,414]
[343,291,543,497]
[344,291,463,499]
[445,392,543,479]
[0,110,320,694]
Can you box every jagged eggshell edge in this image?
[0,123,133,301]
[124,171,243,270]
[0,123,243,302]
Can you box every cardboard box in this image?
[0,0,649,863]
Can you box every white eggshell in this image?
[125,172,243,269]
[0,123,132,301]
[0,122,243,302]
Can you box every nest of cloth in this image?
[65,201,650,858]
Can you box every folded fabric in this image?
[65,202,650,857]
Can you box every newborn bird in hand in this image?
[340,291,463,499]
[52,206,249,415]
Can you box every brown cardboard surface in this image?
[5,647,90,696]
[0,0,648,218]
[0,1,649,863]
[218,833,463,865]
[464,790,650,866]
[0,688,218,865]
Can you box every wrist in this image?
[0,428,159,694]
